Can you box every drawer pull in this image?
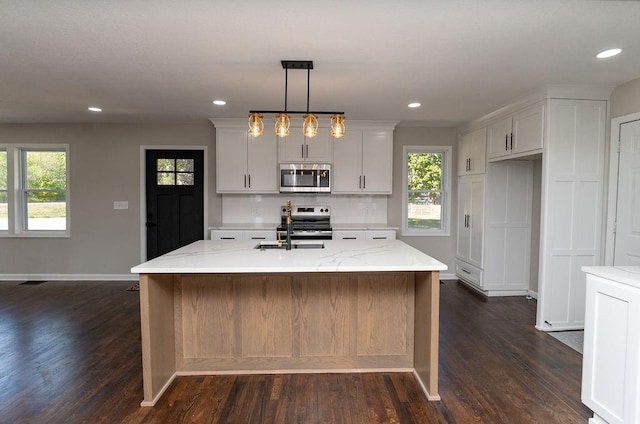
[461,268,471,274]
[220,237,235,240]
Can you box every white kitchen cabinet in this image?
[213,120,278,193]
[333,230,366,240]
[581,267,640,424]
[333,129,393,194]
[211,229,276,241]
[456,161,532,295]
[366,230,396,240]
[278,127,332,163]
[536,98,607,331]
[487,102,544,161]
[456,174,484,272]
[333,229,396,240]
[458,127,486,176]
[211,229,244,240]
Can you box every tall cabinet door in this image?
[468,175,484,268]
[456,174,484,268]
[538,99,607,330]
[332,131,363,193]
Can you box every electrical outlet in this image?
[113,201,128,210]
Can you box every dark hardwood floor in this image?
[0,280,592,423]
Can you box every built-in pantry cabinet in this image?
[487,101,544,161]
[332,129,393,194]
[212,119,278,193]
[456,86,610,332]
[456,162,533,295]
[278,127,332,163]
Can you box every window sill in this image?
[0,231,70,238]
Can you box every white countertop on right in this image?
[582,266,640,289]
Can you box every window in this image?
[156,158,195,186]
[402,145,451,236]
[0,145,69,237]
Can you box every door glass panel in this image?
[176,173,194,185]
[177,159,194,172]
[157,172,175,185]
[157,159,174,172]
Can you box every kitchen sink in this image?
[255,241,325,250]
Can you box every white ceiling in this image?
[1,1,639,127]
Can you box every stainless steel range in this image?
[276,205,332,240]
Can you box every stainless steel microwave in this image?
[279,163,331,193]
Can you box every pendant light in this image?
[247,112,264,137]
[330,114,346,139]
[249,60,346,139]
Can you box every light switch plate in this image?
[113,201,128,210]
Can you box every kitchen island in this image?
[131,239,447,406]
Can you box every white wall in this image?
[388,126,459,275]
[611,76,640,118]
[0,122,220,278]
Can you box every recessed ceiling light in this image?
[408,102,421,108]
[213,100,226,106]
[596,48,622,59]
[88,107,102,112]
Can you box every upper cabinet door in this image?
[278,128,332,163]
[332,131,363,193]
[512,102,544,156]
[216,128,249,192]
[361,130,393,194]
[487,117,513,160]
[247,132,278,192]
[459,127,486,175]
[487,102,545,161]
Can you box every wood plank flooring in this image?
[0,280,592,423]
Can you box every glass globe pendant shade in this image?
[275,113,291,138]
[330,114,346,139]
[302,114,318,138]
[247,113,264,137]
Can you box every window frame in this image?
[0,144,70,238]
[401,145,452,237]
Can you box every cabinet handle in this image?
[372,237,386,240]
[250,237,266,240]
[461,268,471,275]
[359,175,362,189]
[505,134,509,151]
[510,133,514,150]
[244,174,247,188]
[305,144,309,158]
[301,144,304,159]
[363,175,366,189]
[343,237,357,240]
[248,174,251,188]
[220,237,235,240]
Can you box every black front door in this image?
[145,149,204,260]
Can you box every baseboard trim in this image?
[140,372,177,407]
[439,272,456,281]
[0,274,138,282]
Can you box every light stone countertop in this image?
[582,266,640,289]
[131,239,447,274]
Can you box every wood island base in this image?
[138,271,440,406]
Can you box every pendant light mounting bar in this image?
[281,60,313,70]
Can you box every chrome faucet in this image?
[285,200,292,251]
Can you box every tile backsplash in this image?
[222,194,388,225]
